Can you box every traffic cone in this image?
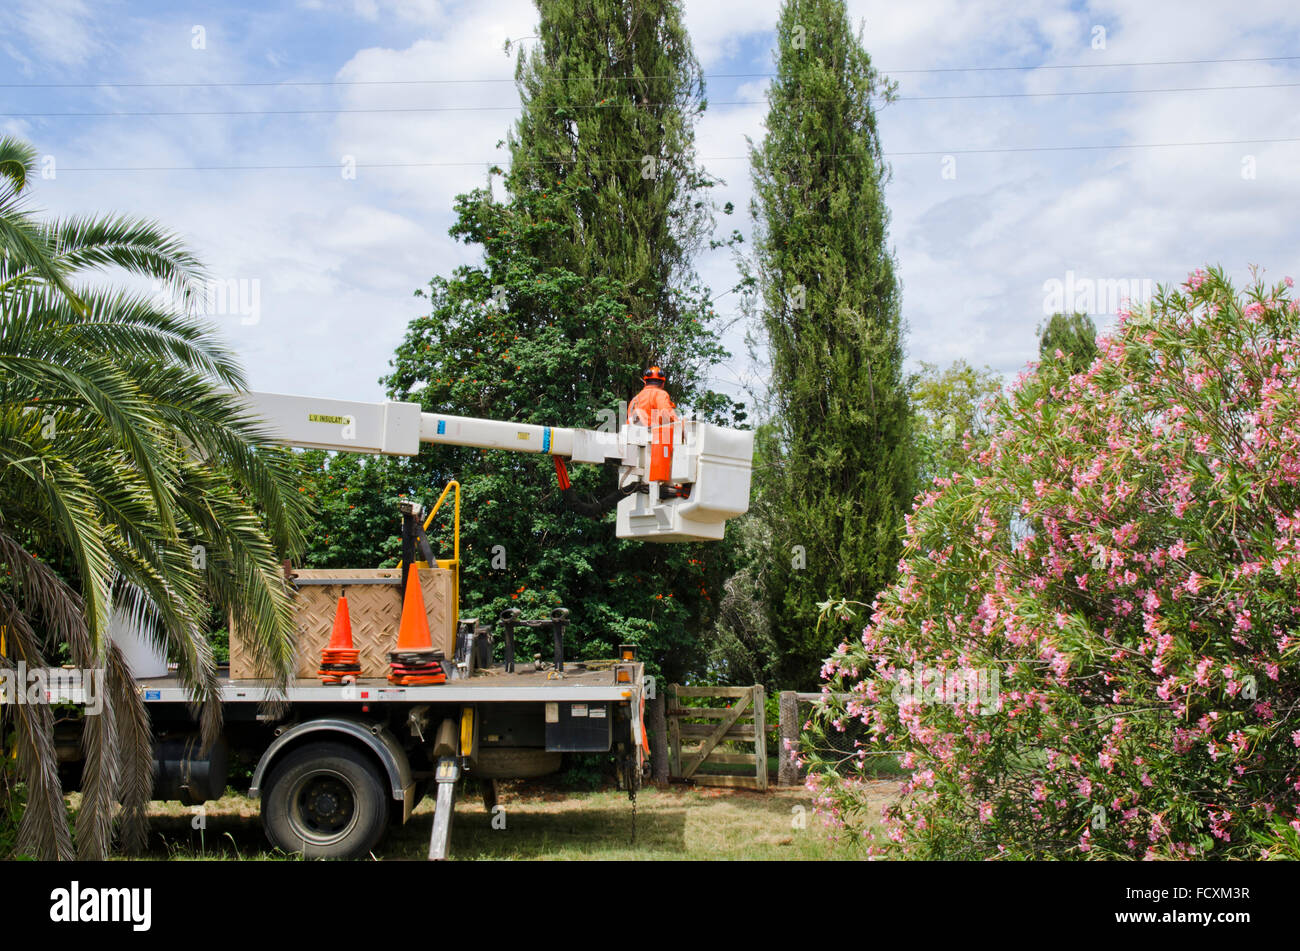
[318,595,362,684]
[327,595,355,651]
[388,565,445,685]
[395,565,432,652]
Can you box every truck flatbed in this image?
[137,665,643,704]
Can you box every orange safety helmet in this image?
[642,366,666,385]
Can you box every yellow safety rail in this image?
[397,480,461,633]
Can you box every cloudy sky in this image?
[4,0,1299,413]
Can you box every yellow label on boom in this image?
[309,413,349,424]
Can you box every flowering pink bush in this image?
[809,267,1300,858]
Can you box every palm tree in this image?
[0,135,309,858]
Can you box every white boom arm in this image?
[235,390,753,543]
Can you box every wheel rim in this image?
[288,768,360,847]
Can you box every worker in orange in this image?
[628,366,679,484]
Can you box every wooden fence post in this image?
[753,684,768,791]
[668,683,682,778]
[648,689,670,785]
[778,690,799,786]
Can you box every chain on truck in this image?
[54,367,753,860]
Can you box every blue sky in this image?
[4,0,1300,413]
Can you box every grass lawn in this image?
[140,779,900,861]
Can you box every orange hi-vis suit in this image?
[628,381,679,483]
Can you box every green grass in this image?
[698,752,906,780]
[137,780,897,861]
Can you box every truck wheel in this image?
[263,742,389,859]
[470,748,561,779]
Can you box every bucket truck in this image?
[100,387,754,860]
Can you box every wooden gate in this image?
[667,685,768,791]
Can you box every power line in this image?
[49,137,1300,172]
[8,80,1300,119]
[898,80,1300,101]
[883,137,1300,155]
[887,54,1300,74]
[2,54,1297,89]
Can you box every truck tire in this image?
[262,742,389,859]
[470,748,561,779]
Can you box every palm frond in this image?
[0,531,121,858]
[0,136,83,310]
[0,136,37,194]
[0,596,73,860]
[4,286,245,389]
[0,349,182,541]
[40,214,206,302]
[0,435,118,646]
[106,640,152,853]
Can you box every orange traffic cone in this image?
[395,565,433,652]
[327,595,355,651]
[388,565,445,685]
[319,595,362,684]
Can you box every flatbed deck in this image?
[137,664,642,704]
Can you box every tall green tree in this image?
[909,360,1003,484]
[0,136,307,858]
[1038,311,1098,374]
[507,0,715,348]
[750,0,913,688]
[381,0,742,682]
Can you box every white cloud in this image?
[13,0,98,68]
[306,0,450,24]
[9,0,1300,411]
[684,0,782,67]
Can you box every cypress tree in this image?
[506,0,723,392]
[750,0,913,688]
